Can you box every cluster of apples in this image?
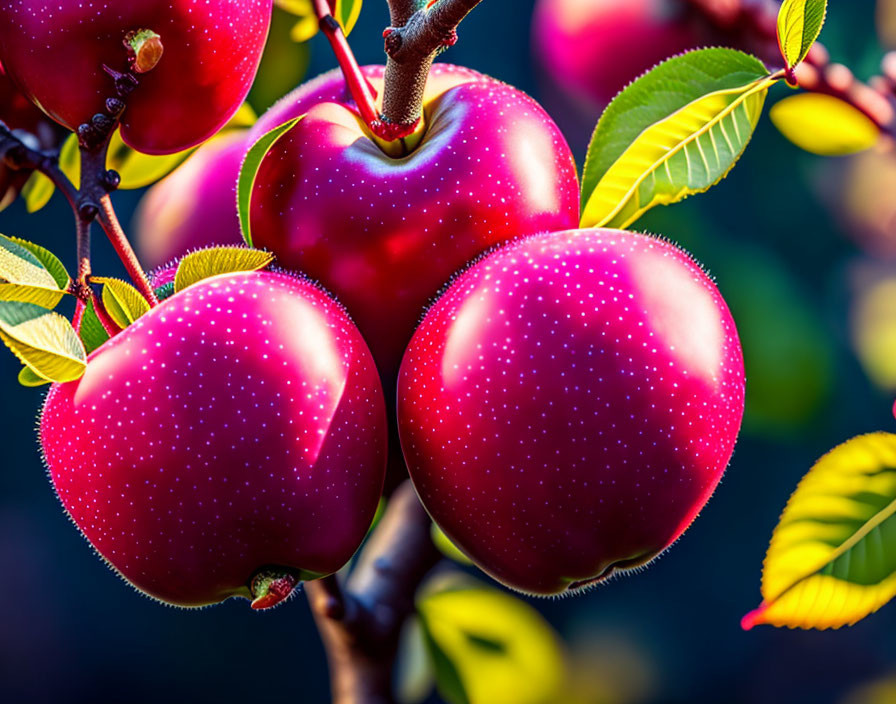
[1,0,744,607]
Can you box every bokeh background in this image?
[3,0,896,702]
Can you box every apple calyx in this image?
[124,29,164,74]
[249,568,302,610]
[370,116,426,157]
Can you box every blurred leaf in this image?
[432,524,474,566]
[335,0,362,36]
[10,237,70,289]
[841,672,896,704]
[0,301,86,383]
[852,272,896,390]
[743,433,896,630]
[19,171,54,213]
[777,0,827,68]
[771,93,878,155]
[58,132,79,186]
[0,234,68,308]
[252,7,312,111]
[418,576,566,704]
[238,117,303,247]
[17,365,50,387]
[226,103,258,130]
[79,296,112,355]
[174,246,274,292]
[395,617,436,704]
[93,277,151,329]
[291,13,319,42]
[581,49,771,230]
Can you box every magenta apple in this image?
[398,229,745,595]
[135,131,247,269]
[248,63,580,386]
[0,0,272,154]
[41,270,387,607]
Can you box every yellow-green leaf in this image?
[174,246,274,292]
[238,116,304,247]
[226,103,258,130]
[0,234,68,308]
[0,301,86,383]
[10,237,70,289]
[418,576,566,704]
[581,75,772,229]
[19,171,55,213]
[18,365,50,387]
[335,0,362,36]
[770,93,879,156]
[743,432,896,630]
[291,13,319,42]
[276,0,312,13]
[432,524,474,566]
[93,277,151,329]
[777,0,827,69]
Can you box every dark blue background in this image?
[2,1,895,702]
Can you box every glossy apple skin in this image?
[0,0,271,154]
[41,270,387,607]
[135,131,247,269]
[250,63,580,387]
[398,230,745,595]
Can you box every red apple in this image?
[135,131,247,269]
[249,63,580,387]
[40,270,387,607]
[398,229,745,595]
[0,0,272,154]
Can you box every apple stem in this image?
[380,0,482,128]
[87,286,122,337]
[684,0,896,139]
[306,481,441,704]
[311,0,382,130]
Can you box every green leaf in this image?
[154,281,176,302]
[743,433,896,630]
[174,246,274,292]
[777,0,827,68]
[19,171,55,213]
[395,617,436,704]
[225,103,258,130]
[79,297,112,355]
[238,117,303,247]
[93,277,151,329]
[581,49,772,230]
[10,237,70,289]
[18,365,50,387]
[58,133,80,187]
[431,524,474,566]
[0,234,68,308]
[335,0,362,36]
[770,93,879,155]
[417,576,567,704]
[0,301,86,383]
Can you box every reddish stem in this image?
[87,286,122,337]
[97,194,158,306]
[311,0,382,132]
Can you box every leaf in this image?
[92,277,151,329]
[18,365,50,387]
[19,171,55,213]
[581,48,771,230]
[238,117,303,247]
[743,433,896,630]
[226,103,258,130]
[777,0,827,68]
[0,234,68,308]
[395,617,436,704]
[174,247,274,292]
[334,0,362,36]
[417,576,567,704]
[0,301,86,383]
[770,93,879,156]
[10,237,70,289]
[79,297,112,355]
[432,524,474,566]
[290,13,319,42]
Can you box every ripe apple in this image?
[135,131,247,269]
[0,0,272,154]
[41,270,387,607]
[249,63,581,387]
[398,229,745,595]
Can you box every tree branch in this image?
[381,0,484,127]
[686,0,896,140]
[306,481,441,704]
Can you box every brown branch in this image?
[306,481,441,704]
[381,0,484,126]
[686,0,896,140]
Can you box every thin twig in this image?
[97,194,158,306]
